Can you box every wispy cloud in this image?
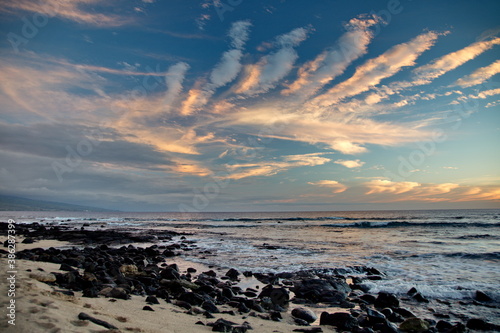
[413,38,500,85]
[455,59,500,88]
[335,159,365,168]
[308,180,347,193]
[181,21,251,115]
[1,0,134,27]
[235,26,311,95]
[282,15,378,99]
[310,31,440,108]
[224,153,330,180]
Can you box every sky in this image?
[0,0,499,212]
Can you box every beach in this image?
[1,213,499,333]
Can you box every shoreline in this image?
[1,222,499,332]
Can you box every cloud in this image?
[223,152,330,180]
[282,15,378,98]
[1,0,134,27]
[162,62,190,113]
[235,27,311,95]
[310,31,440,107]
[468,88,500,99]
[334,159,365,168]
[455,60,500,88]
[413,38,500,84]
[308,180,347,193]
[365,179,420,194]
[180,21,251,115]
[226,109,431,154]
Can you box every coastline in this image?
[1,222,499,333]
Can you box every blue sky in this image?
[0,0,499,212]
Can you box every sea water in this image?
[3,209,500,302]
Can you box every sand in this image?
[0,238,335,333]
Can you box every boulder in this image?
[319,312,357,330]
[291,308,317,324]
[399,318,430,333]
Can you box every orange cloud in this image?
[308,180,348,193]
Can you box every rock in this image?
[474,290,493,302]
[119,264,138,275]
[407,287,418,296]
[22,237,35,244]
[393,307,416,318]
[145,295,160,304]
[293,328,323,333]
[142,305,154,311]
[78,312,117,329]
[60,263,77,272]
[82,287,99,298]
[467,318,500,331]
[178,292,204,306]
[294,318,310,326]
[447,323,467,333]
[202,300,220,313]
[319,312,357,330]
[375,292,399,308]
[99,287,129,300]
[187,267,197,273]
[258,285,290,306]
[211,318,238,332]
[366,308,386,324]
[436,320,453,332]
[399,317,430,332]
[29,272,56,283]
[292,279,349,304]
[412,292,429,303]
[174,300,192,310]
[292,308,317,324]
[160,267,180,280]
[360,294,377,304]
[225,268,240,280]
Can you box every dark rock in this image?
[366,308,387,324]
[319,312,357,330]
[225,268,240,280]
[174,300,192,310]
[78,312,117,329]
[399,317,430,332]
[294,318,310,326]
[375,292,399,308]
[412,292,429,303]
[436,320,453,332]
[60,263,77,272]
[292,307,317,324]
[447,323,467,333]
[212,318,238,332]
[258,286,289,306]
[22,238,35,244]
[160,267,180,280]
[145,295,160,304]
[467,318,500,331]
[179,292,204,306]
[373,321,399,333]
[202,300,220,313]
[196,321,205,326]
[293,328,323,333]
[187,267,197,273]
[393,307,416,318]
[407,287,418,296]
[474,290,493,302]
[82,287,99,298]
[360,294,377,304]
[142,305,154,311]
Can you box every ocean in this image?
[3,209,500,303]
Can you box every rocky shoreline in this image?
[1,222,499,333]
